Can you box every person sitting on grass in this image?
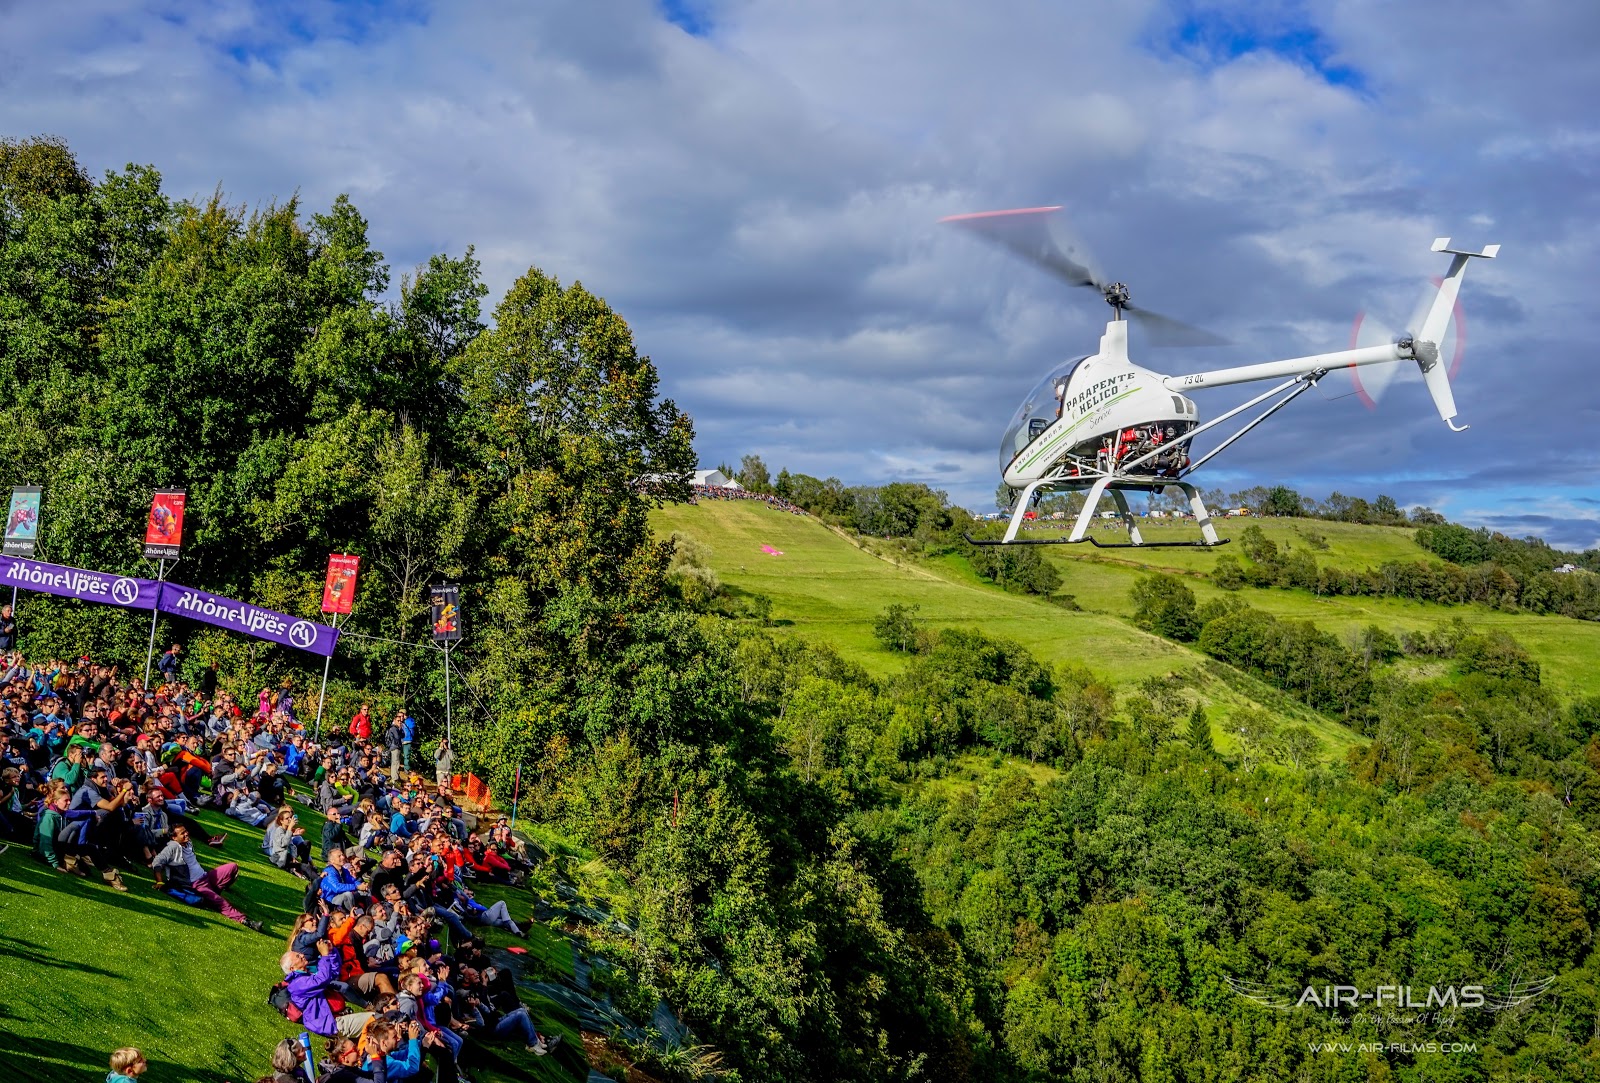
[106,1046,148,1083]
[226,786,275,826]
[320,846,365,911]
[360,1018,423,1082]
[329,908,398,1000]
[323,806,354,860]
[34,782,87,877]
[267,1036,307,1083]
[282,937,376,1041]
[263,806,317,881]
[151,823,265,932]
[464,963,561,1057]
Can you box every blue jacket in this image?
[367,1037,420,1079]
[319,863,361,903]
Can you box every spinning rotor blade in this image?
[940,206,1100,289]
[940,205,1227,346]
[1125,304,1231,348]
[1349,277,1465,409]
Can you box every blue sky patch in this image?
[1159,4,1366,91]
[658,0,713,37]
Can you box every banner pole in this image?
[444,641,453,748]
[314,612,338,743]
[510,764,521,829]
[143,558,164,687]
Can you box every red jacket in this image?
[348,711,371,740]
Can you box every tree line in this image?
[1211,524,1600,621]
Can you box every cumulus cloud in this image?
[1,0,1594,539]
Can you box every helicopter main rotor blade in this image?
[941,205,1228,347]
[1126,304,1230,348]
[940,206,1101,290]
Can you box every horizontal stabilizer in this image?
[1431,238,1500,259]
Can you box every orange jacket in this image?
[329,913,368,982]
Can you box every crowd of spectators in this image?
[690,483,805,515]
[0,644,560,1082]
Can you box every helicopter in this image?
[944,206,1499,547]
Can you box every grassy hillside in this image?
[652,500,1600,757]
[1030,519,1600,700]
[651,502,1368,758]
[0,799,586,1083]
[651,501,1191,682]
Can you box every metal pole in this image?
[510,764,521,829]
[443,641,453,747]
[143,558,164,687]
[314,612,338,742]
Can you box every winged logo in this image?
[1482,976,1557,1011]
[1224,975,1298,1011]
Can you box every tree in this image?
[873,603,921,653]
[1129,574,1199,640]
[1212,554,1245,590]
[1273,725,1319,768]
[967,541,1063,596]
[1186,704,1214,755]
[738,454,772,493]
[1234,708,1277,771]
[1264,485,1303,517]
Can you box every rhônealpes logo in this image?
[1226,975,1556,1013]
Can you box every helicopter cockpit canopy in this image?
[1000,355,1089,471]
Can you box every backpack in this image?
[268,980,304,1023]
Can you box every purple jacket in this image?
[286,951,341,1036]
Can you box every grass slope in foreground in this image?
[0,801,585,1083]
[651,501,1188,681]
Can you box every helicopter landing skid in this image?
[963,533,1085,546]
[1086,536,1229,548]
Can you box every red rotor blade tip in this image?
[939,206,1063,222]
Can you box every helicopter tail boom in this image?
[1168,237,1499,431]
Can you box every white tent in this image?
[693,468,742,489]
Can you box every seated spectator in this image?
[280,939,373,1040]
[151,824,265,932]
[263,806,316,881]
[227,788,274,826]
[320,846,364,910]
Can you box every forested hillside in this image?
[7,134,1600,1082]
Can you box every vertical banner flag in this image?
[430,583,463,642]
[143,489,187,560]
[322,554,361,614]
[4,486,42,558]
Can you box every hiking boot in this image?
[76,853,97,870]
[63,856,90,877]
[246,919,266,933]
[103,869,128,892]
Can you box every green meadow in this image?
[652,501,1600,745]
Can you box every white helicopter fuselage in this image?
[1001,320,1195,488]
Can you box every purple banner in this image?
[157,583,339,657]
[0,558,159,609]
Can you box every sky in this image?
[4,0,1598,547]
